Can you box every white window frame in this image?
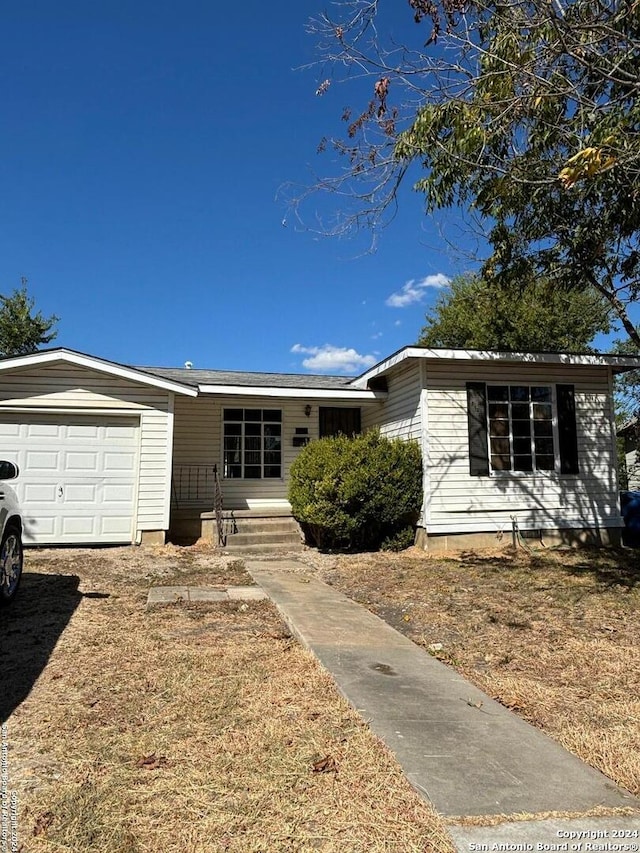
[486,383,560,475]
[222,408,283,480]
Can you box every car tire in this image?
[0,524,23,605]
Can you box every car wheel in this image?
[0,525,23,605]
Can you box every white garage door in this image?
[0,413,139,545]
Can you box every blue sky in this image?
[0,1,626,374]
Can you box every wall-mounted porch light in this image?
[304,404,312,417]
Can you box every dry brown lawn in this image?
[2,546,454,853]
[312,545,640,801]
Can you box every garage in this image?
[0,412,139,545]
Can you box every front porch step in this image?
[227,518,301,536]
[201,510,305,553]
[221,541,305,555]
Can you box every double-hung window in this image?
[488,385,555,472]
[223,408,282,479]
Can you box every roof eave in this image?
[0,349,198,396]
[197,383,385,401]
[350,346,640,387]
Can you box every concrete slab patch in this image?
[146,585,266,608]
[187,589,229,602]
[147,586,191,606]
[226,586,268,601]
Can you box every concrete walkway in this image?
[248,563,639,829]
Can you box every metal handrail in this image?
[212,464,226,547]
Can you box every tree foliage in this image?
[419,273,611,351]
[0,280,58,357]
[303,0,640,344]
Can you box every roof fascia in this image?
[197,384,385,401]
[350,347,640,387]
[0,349,198,397]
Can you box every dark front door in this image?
[319,407,361,438]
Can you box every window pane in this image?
[263,409,282,422]
[244,409,261,421]
[264,423,282,436]
[224,436,241,453]
[491,454,511,471]
[244,466,261,478]
[510,386,530,402]
[489,403,509,420]
[264,435,281,451]
[536,455,555,471]
[264,451,281,465]
[264,465,282,478]
[513,455,533,472]
[224,409,243,421]
[490,437,510,456]
[512,419,531,437]
[534,437,554,456]
[245,423,261,436]
[534,420,553,437]
[533,403,552,420]
[531,386,551,403]
[490,418,509,437]
[224,423,242,436]
[245,436,260,451]
[245,451,261,465]
[225,464,242,478]
[488,386,508,401]
[511,403,529,420]
[513,436,531,455]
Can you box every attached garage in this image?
[0,350,197,545]
[0,413,139,544]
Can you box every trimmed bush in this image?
[288,430,422,551]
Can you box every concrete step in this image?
[222,540,305,555]
[224,530,302,548]
[230,520,301,536]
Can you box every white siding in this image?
[424,361,620,534]
[172,396,373,509]
[0,363,173,536]
[363,361,422,440]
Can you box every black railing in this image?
[212,464,226,547]
[171,463,227,547]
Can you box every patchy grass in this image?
[4,547,453,853]
[314,546,640,800]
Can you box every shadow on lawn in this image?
[458,547,640,591]
[0,572,84,723]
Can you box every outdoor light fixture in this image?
[304,405,312,417]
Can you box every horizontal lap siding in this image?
[0,364,172,533]
[426,362,619,533]
[173,395,343,507]
[362,362,422,440]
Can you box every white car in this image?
[0,460,23,605]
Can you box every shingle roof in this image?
[135,366,356,391]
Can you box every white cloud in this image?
[385,273,450,308]
[291,343,377,374]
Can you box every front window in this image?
[223,408,282,479]
[487,385,555,472]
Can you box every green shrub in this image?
[381,525,416,552]
[288,430,422,551]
